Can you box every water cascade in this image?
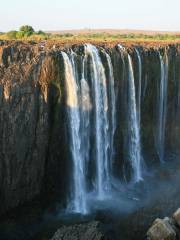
[62,45,117,213]
[156,51,168,162]
[61,45,173,214]
[105,52,116,174]
[85,44,111,198]
[62,51,88,214]
[135,48,142,126]
[118,45,143,182]
[127,54,142,182]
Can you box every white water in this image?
[118,44,142,182]
[135,48,142,126]
[156,52,168,162]
[79,56,91,182]
[105,52,116,173]
[85,44,110,198]
[62,51,88,214]
[62,45,116,213]
[127,54,142,182]
[62,44,143,213]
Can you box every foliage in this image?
[37,30,46,35]
[16,31,25,39]
[19,25,35,36]
[6,31,18,39]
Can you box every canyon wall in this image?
[0,41,180,215]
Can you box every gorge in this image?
[0,40,180,240]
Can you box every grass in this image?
[1,30,180,48]
[1,31,180,41]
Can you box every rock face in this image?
[0,41,68,214]
[50,221,109,240]
[0,40,180,215]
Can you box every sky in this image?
[1,0,180,32]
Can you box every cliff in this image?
[0,40,180,215]
[0,41,68,214]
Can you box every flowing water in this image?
[62,45,172,213]
[117,45,143,182]
[156,51,168,162]
[135,48,142,126]
[62,45,117,213]
[62,51,88,214]
[127,54,142,182]
[85,44,111,198]
[105,52,116,174]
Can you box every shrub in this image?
[63,33,74,37]
[16,31,25,39]
[6,31,17,39]
[37,30,46,35]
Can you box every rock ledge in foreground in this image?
[50,221,110,240]
[147,208,180,240]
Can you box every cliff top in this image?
[1,25,180,48]
[1,39,180,50]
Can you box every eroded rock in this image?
[147,218,176,240]
[50,221,109,240]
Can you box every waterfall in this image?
[85,44,110,198]
[156,51,168,162]
[62,45,116,213]
[62,51,88,214]
[80,55,91,184]
[105,52,116,173]
[127,54,142,182]
[118,44,142,182]
[135,48,142,126]
[62,44,145,213]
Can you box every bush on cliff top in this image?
[6,31,18,39]
[1,25,48,40]
[19,25,35,36]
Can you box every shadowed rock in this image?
[50,221,109,240]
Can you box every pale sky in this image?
[0,0,180,32]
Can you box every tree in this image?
[37,30,46,35]
[19,25,35,37]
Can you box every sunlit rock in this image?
[173,208,180,227]
[147,218,176,240]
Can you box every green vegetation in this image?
[6,30,18,39]
[0,25,49,40]
[19,25,35,36]
[1,25,180,42]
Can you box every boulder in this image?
[50,221,109,240]
[173,208,180,227]
[147,218,176,240]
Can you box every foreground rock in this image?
[50,221,109,240]
[147,208,180,240]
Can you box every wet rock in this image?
[147,218,176,240]
[50,221,109,240]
